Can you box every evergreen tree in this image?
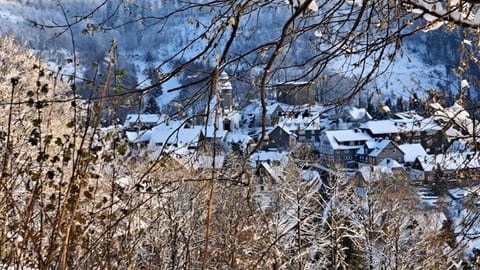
[396,96,405,112]
[143,96,161,114]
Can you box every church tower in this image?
[219,71,233,111]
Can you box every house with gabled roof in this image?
[277,109,327,146]
[241,100,285,128]
[253,162,284,210]
[274,81,316,105]
[411,152,480,187]
[341,106,372,127]
[149,121,203,151]
[355,158,408,187]
[356,139,404,166]
[124,113,163,130]
[398,143,427,166]
[250,150,289,168]
[199,126,228,143]
[225,131,253,151]
[264,125,297,151]
[197,126,228,153]
[359,117,445,154]
[319,129,372,168]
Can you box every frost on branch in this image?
[405,0,480,27]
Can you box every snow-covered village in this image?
[121,70,480,267]
[3,0,480,269]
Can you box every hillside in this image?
[0,0,466,113]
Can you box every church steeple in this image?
[219,71,233,110]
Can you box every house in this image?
[149,121,203,151]
[124,114,162,130]
[398,143,427,166]
[378,158,408,179]
[254,162,322,211]
[273,81,316,105]
[250,150,289,168]
[410,152,480,187]
[225,131,253,152]
[255,162,282,192]
[253,162,283,210]
[267,104,285,126]
[241,101,285,127]
[319,129,372,168]
[359,117,445,154]
[264,125,297,151]
[198,126,228,152]
[355,158,408,187]
[277,109,327,146]
[393,111,424,121]
[192,154,226,171]
[221,110,241,131]
[356,139,404,166]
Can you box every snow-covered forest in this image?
[1,0,480,269]
[0,0,468,111]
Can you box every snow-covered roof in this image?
[267,103,283,114]
[357,139,403,157]
[416,152,480,172]
[357,165,393,182]
[278,115,326,131]
[378,158,403,169]
[324,129,372,150]
[432,102,480,142]
[250,150,289,167]
[125,130,151,143]
[278,103,327,114]
[348,107,371,121]
[225,131,252,146]
[241,101,281,116]
[149,122,202,148]
[260,162,282,183]
[368,139,395,157]
[219,71,232,91]
[269,125,296,137]
[124,114,162,127]
[360,117,441,135]
[301,169,321,182]
[394,111,424,121]
[398,143,427,163]
[201,126,228,139]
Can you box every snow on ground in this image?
[442,186,480,258]
[0,8,25,24]
[417,187,438,207]
[129,54,180,111]
[327,41,451,102]
[376,48,448,98]
[155,76,180,109]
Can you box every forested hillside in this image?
[0,0,466,110]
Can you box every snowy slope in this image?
[0,1,465,108]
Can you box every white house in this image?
[319,129,372,167]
